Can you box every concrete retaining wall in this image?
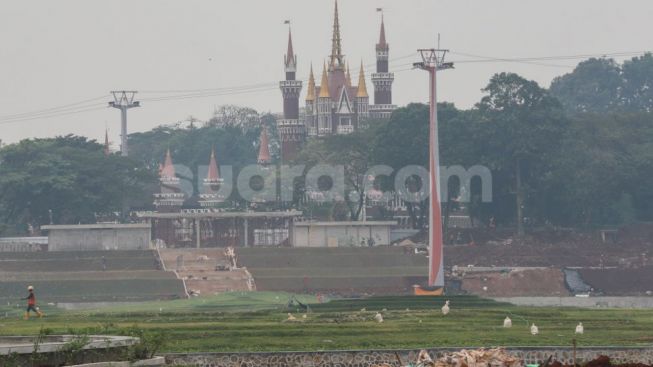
[165,346,653,367]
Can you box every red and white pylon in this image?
[414,49,453,287]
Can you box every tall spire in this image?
[306,64,316,101]
[377,14,388,50]
[207,147,220,182]
[284,27,297,70]
[103,129,110,157]
[257,125,271,164]
[319,62,331,98]
[357,61,369,98]
[329,0,344,71]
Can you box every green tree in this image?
[370,104,428,228]
[549,58,623,113]
[545,112,653,226]
[296,132,371,221]
[622,53,653,112]
[477,73,565,235]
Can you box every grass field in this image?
[1,292,652,352]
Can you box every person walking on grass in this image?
[23,285,44,319]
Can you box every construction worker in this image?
[23,285,44,319]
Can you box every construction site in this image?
[1,222,651,309]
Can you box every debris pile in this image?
[413,349,523,367]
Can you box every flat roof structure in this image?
[136,210,302,219]
[41,223,150,230]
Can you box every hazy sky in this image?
[0,0,651,145]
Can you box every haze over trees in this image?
[0,54,651,235]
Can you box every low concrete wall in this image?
[42,224,151,251]
[294,222,396,247]
[494,296,653,308]
[165,346,653,367]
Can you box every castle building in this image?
[278,1,396,162]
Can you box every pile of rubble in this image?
[413,348,522,367]
[379,350,652,367]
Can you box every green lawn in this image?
[1,292,652,352]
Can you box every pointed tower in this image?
[305,64,318,136]
[317,63,333,135]
[284,28,297,78]
[326,1,347,106]
[153,149,186,211]
[199,148,225,207]
[257,125,271,165]
[278,27,304,162]
[103,129,110,157]
[370,14,395,119]
[329,0,345,72]
[356,61,370,122]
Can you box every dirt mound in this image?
[444,224,653,268]
[460,268,570,297]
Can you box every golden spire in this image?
[319,62,330,98]
[345,62,352,87]
[356,61,368,98]
[306,64,316,101]
[329,0,344,70]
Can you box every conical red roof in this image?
[207,148,220,181]
[161,149,176,178]
[257,126,271,164]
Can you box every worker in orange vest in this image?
[23,285,44,319]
